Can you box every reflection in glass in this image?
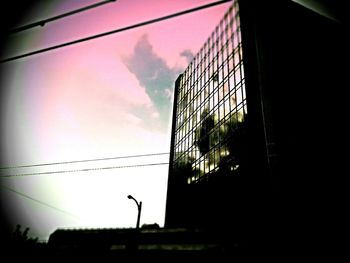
[172,3,247,184]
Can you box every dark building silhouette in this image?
[165,0,348,257]
[166,0,249,233]
[47,227,236,260]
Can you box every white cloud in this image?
[151,111,160,119]
[164,88,173,99]
[124,113,142,125]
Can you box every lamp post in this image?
[127,195,142,229]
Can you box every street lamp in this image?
[127,195,142,229]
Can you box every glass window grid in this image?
[173,4,246,179]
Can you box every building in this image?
[47,227,237,260]
[165,0,251,231]
[165,0,348,255]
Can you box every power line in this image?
[8,0,117,34]
[0,162,169,178]
[0,184,80,219]
[0,152,169,170]
[0,0,232,63]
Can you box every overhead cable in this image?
[0,162,169,178]
[0,184,80,219]
[0,152,169,170]
[8,0,117,34]
[0,0,232,63]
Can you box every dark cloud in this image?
[180,49,194,64]
[123,35,183,132]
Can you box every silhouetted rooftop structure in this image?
[48,227,240,260]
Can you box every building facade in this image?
[166,0,348,254]
[172,1,246,185]
[165,0,253,230]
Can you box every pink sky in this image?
[0,0,232,240]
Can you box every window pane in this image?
[218,85,224,101]
[219,102,224,121]
[224,97,230,116]
[228,56,234,72]
[230,91,236,109]
[235,67,241,84]
[236,86,243,106]
[229,73,235,91]
[223,62,228,80]
[214,90,218,107]
[223,81,229,98]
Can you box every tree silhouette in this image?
[169,110,248,229]
[10,224,43,255]
[216,112,247,178]
[194,108,215,156]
